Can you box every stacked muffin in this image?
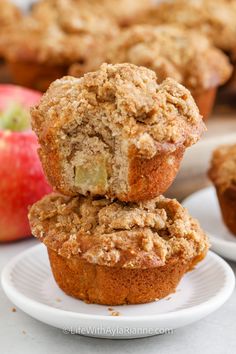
[28,63,209,305]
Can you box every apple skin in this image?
[0,84,41,111]
[0,130,52,242]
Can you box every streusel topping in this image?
[29,193,208,268]
[32,63,205,158]
[108,25,232,92]
[209,144,236,191]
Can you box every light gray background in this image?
[0,238,235,354]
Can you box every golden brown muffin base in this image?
[216,185,236,236]
[7,60,68,91]
[47,248,203,305]
[40,143,185,202]
[123,145,185,202]
[193,88,216,121]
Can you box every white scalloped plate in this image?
[1,244,235,339]
[183,187,236,262]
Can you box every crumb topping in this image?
[108,25,232,92]
[209,144,236,191]
[29,193,208,268]
[137,0,236,53]
[32,63,205,160]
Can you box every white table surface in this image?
[0,238,235,354]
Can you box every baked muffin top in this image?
[29,193,209,268]
[32,63,205,161]
[137,0,236,53]
[108,25,232,93]
[208,144,236,191]
[1,0,118,67]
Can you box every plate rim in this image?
[182,186,236,250]
[1,244,235,323]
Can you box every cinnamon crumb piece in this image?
[111,311,120,316]
[11,307,16,312]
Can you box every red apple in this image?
[0,85,51,242]
[0,85,42,111]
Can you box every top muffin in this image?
[31,63,205,201]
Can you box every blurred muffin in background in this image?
[85,25,231,120]
[0,0,22,57]
[77,0,153,27]
[134,0,236,105]
[208,144,236,236]
[136,0,236,56]
[0,0,118,91]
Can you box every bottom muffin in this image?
[29,193,209,305]
[208,144,236,236]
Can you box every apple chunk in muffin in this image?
[31,63,205,201]
[74,155,108,194]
